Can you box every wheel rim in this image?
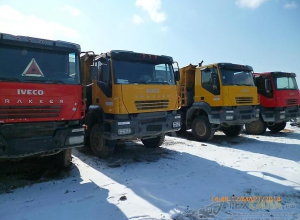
[248,121,260,130]
[92,135,104,151]
[195,122,206,136]
[247,122,255,130]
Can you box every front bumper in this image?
[0,122,84,158]
[209,106,260,126]
[102,111,181,140]
[261,106,300,123]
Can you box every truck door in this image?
[96,62,112,98]
[199,66,220,104]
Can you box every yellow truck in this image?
[81,50,181,158]
[178,62,259,141]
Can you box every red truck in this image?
[245,71,300,134]
[0,33,85,169]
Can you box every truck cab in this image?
[179,63,259,141]
[81,50,181,158]
[0,33,85,169]
[245,72,300,134]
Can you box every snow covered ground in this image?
[0,124,300,220]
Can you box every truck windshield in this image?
[0,45,80,85]
[112,60,175,85]
[275,76,298,90]
[220,68,254,86]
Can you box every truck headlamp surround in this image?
[66,136,84,145]
[173,121,181,128]
[226,115,234,120]
[118,128,132,135]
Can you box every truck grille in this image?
[135,100,169,110]
[286,99,298,105]
[239,109,253,114]
[242,115,251,120]
[0,105,62,119]
[235,97,253,104]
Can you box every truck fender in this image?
[186,102,211,126]
[85,105,104,136]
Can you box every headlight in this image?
[72,128,85,132]
[118,128,132,135]
[226,115,234,120]
[66,136,84,145]
[173,122,181,128]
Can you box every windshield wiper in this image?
[132,81,148,84]
[146,81,170,85]
[237,84,253,86]
[45,80,65,84]
[0,77,20,82]
[25,79,65,84]
[224,84,253,86]
[158,82,170,85]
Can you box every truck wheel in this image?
[52,149,72,170]
[191,116,214,141]
[141,134,165,148]
[222,125,243,137]
[90,124,115,158]
[245,118,266,135]
[267,122,286,133]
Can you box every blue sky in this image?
[0,0,299,84]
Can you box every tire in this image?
[141,134,165,148]
[90,124,115,158]
[222,125,243,137]
[267,121,286,133]
[191,116,214,141]
[245,118,266,135]
[52,149,72,170]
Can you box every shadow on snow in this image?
[174,128,300,162]
[0,157,127,220]
[75,139,300,220]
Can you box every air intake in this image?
[0,105,62,119]
[135,100,169,110]
[235,97,253,104]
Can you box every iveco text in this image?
[17,89,44,95]
[146,89,160,93]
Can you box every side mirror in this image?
[210,71,218,80]
[211,72,218,89]
[253,76,257,85]
[174,70,180,82]
[172,61,180,82]
[90,66,98,80]
[265,79,271,91]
